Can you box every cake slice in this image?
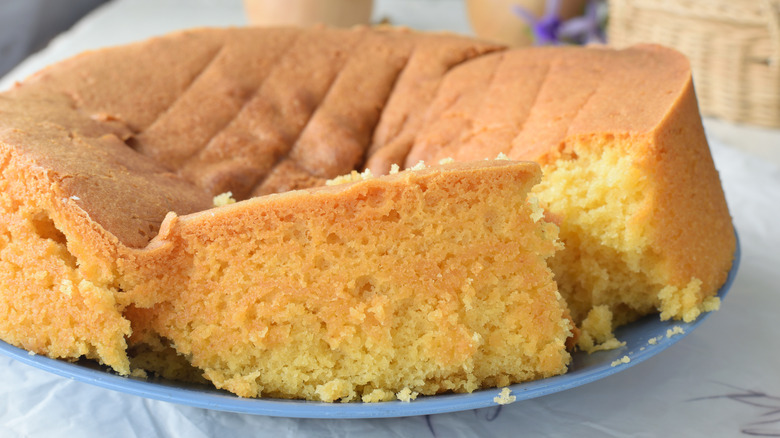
[120,160,572,401]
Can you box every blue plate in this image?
[0,234,740,418]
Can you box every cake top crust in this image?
[0,27,694,248]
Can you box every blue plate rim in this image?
[0,232,741,418]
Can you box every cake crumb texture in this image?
[120,161,572,401]
[212,192,236,207]
[0,152,131,374]
[494,387,516,405]
[610,356,630,367]
[396,387,419,402]
[576,305,626,353]
[666,326,685,338]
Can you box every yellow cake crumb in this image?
[362,388,396,403]
[576,305,626,354]
[666,326,685,338]
[659,278,707,322]
[33,270,48,283]
[212,192,236,207]
[130,368,148,378]
[396,387,419,402]
[389,163,400,174]
[527,196,544,223]
[410,160,426,171]
[495,152,509,160]
[702,296,721,312]
[315,379,355,402]
[438,157,455,165]
[610,356,630,367]
[325,169,375,186]
[648,336,661,345]
[59,279,74,297]
[493,387,516,405]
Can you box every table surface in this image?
[1,1,779,437]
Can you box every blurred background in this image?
[0,0,108,76]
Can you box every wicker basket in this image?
[608,0,780,128]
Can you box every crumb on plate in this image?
[493,387,517,405]
[396,387,419,402]
[666,326,685,338]
[610,355,630,367]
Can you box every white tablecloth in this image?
[1,1,779,436]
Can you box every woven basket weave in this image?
[608,0,780,128]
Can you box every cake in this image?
[0,26,735,401]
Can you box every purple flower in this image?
[512,0,605,46]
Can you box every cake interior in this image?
[533,135,722,340]
[0,158,131,374]
[120,161,572,402]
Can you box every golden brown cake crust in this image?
[2,27,501,248]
